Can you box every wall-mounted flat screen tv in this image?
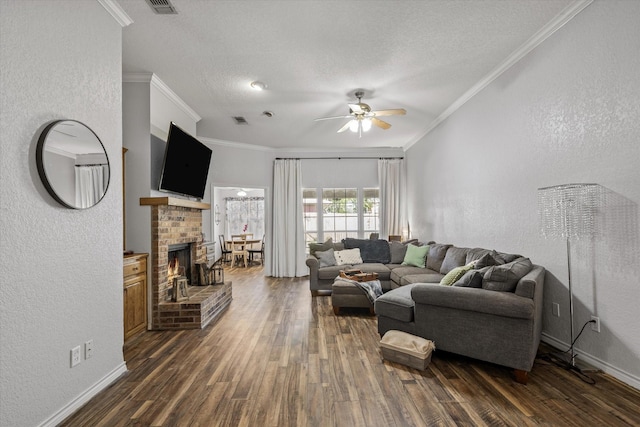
[159,122,212,199]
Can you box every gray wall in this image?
[0,1,125,425]
[405,0,640,388]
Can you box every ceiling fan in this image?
[315,91,406,137]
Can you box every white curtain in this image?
[271,159,307,277]
[378,159,408,240]
[224,197,265,238]
[75,165,108,208]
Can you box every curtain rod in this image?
[275,157,404,160]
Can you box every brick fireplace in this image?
[141,197,232,330]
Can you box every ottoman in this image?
[331,279,374,315]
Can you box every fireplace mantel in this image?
[140,196,210,210]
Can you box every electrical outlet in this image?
[552,303,560,317]
[71,346,81,367]
[85,340,93,359]
[591,316,601,333]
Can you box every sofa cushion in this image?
[400,273,445,286]
[315,248,337,267]
[390,266,430,284]
[440,246,470,274]
[334,248,362,265]
[465,248,492,264]
[402,244,429,268]
[343,238,391,263]
[374,284,418,322]
[426,243,452,272]
[389,241,409,264]
[318,265,346,280]
[439,262,476,286]
[482,257,533,292]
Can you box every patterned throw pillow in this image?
[439,262,476,286]
[334,248,363,265]
[315,248,336,268]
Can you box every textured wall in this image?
[406,0,640,387]
[0,1,125,425]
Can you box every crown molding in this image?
[97,0,133,27]
[199,137,273,152]
[403,0,594,151]
[122,73,202,123]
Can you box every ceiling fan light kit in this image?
[315,90,406,137]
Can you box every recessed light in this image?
[250,81,267,91]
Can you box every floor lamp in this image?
[537,183,603,367]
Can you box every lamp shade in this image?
[538,183,604,241]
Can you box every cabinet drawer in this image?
[124,259,146,277]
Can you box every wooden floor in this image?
[62,265,640,426]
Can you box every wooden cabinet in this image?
[124,253,148,341]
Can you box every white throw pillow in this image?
[334,248,363,265]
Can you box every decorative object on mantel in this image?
[172,276,189,302]
[36,119,110,209]
[537,183,604,369]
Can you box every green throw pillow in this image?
[401,244,429,268]
[440,262,476,286]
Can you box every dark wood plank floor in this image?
[61,265,640,426]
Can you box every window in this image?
[303,187,380,248]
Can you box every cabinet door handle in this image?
[132,267,139,271]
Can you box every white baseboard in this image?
[38,362,128,427]
[541,333,640,390]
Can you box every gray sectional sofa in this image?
[306,238,545,383]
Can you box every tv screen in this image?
[159,122,212,199]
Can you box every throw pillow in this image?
[344,238,391,263]
[439,262,476,286]
[402,244,429,268]
[315,248,336,268]
[389,241,408,264]
[452,270,484,288]
[482,257,533,292]
[309,238,333,257]
[474,252,502,269]
[334,248,363,265]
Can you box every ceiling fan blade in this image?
[371,108,406,117]
[336,121,353,133]
[372,118,391,130]
[314,115,353,121]
[348,103,364,114]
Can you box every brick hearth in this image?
[141,197,232,330]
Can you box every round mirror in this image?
[36,120,110,209]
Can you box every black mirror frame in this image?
[36,119,110,209]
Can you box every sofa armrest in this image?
[306,255,319,290]
[411,284,534,320]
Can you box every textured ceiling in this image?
[119,0,576,150]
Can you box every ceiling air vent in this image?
[233,116,249,125]
[145,0,178,15]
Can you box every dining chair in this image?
[218,234,231,263]
[230,237,248,268]
[248,234,265,265]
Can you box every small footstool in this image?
[331,279,374,315]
